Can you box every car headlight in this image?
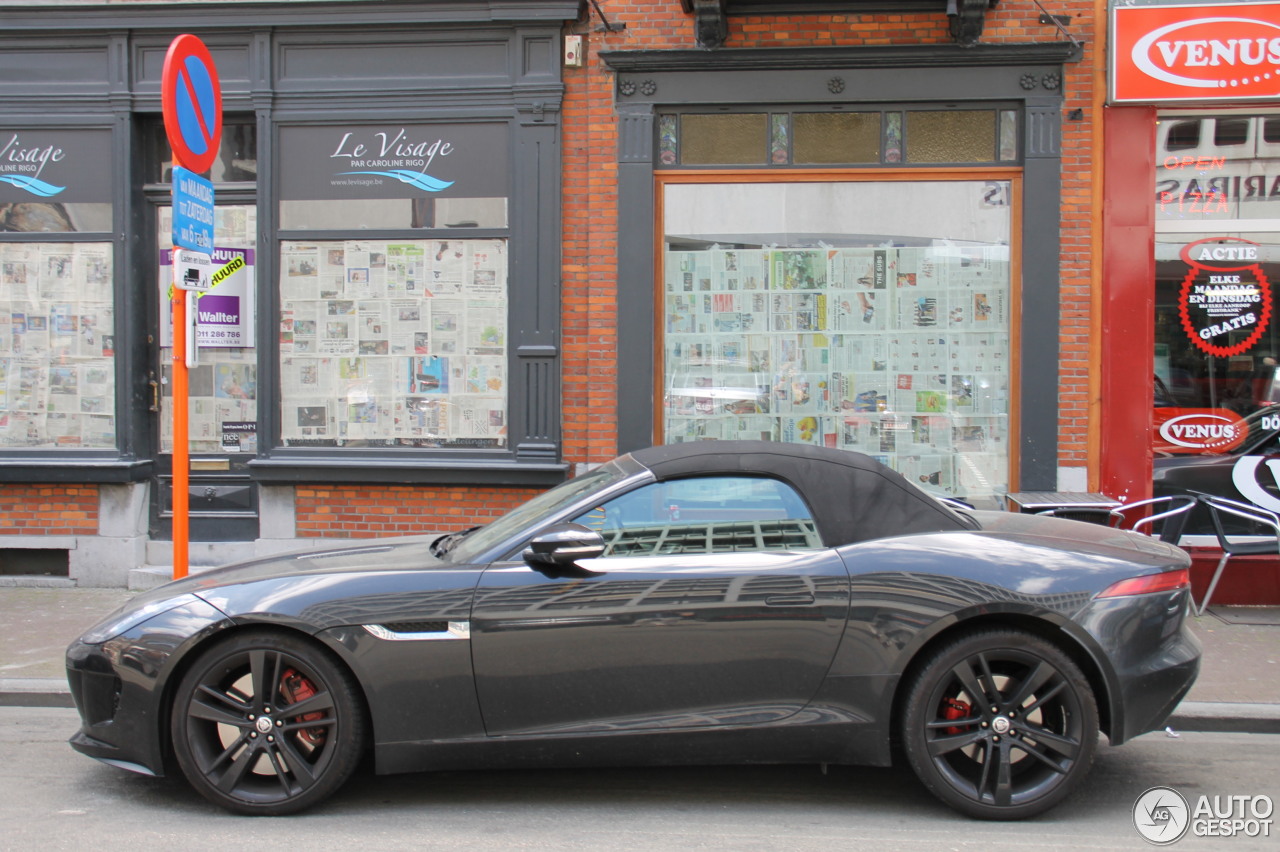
[79,593,203,645]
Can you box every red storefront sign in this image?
[1112,2,1280,103]
[1153,408,1248,453]
[1177,237,1273,357]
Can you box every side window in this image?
[572,476,820,557]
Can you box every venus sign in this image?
[1113,3,1280,102]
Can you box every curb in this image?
[0,679,73,708]
[2,682,1277,734]
[1167,701,1280,735]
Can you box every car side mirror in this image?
[522,523,605,578]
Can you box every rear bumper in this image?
[1073,589,1202,744]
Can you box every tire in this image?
[171,629,367,815]
[901,628,1098,820]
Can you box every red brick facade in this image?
[294,485,539,537]
[0,485,98,535]
[561,1,1101,478]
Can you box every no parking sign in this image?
[161,34,222,174]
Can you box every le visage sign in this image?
[277,122,508,200]
[1112,2,1280,103]
[1178,237,1273,357]
[0,129,112,203]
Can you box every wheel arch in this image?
[886,611,1119,752]
[155,620,376,774]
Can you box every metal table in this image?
[1005,492,1121,524]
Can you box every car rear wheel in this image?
[902,628,1098,820]
[171,630,366,815]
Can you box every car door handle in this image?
[764,593,816,606]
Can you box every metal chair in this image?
[1107,494,1197,544]
[1193,493,1280,616]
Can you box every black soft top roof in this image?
[629,440,967,548]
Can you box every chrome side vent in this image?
[363,621,470,641]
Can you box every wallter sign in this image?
[1112,2,1280,103]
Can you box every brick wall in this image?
[560,0,1099,472]
[0,485,98,535]
[294,485,540,537]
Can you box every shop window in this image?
[680,114,769,165]
[660,107,1010,168]
[793,113,880,164]
[905,111,997,164]
[1153,112,1280,459]
[275,121,512,451]
[278,197,508,231]
[142,121,257,184]
[662,180,1012,507]
[0,242,116,448]
[0,204,111,233]
[1,127,116,449]
[276,238,507,448]
[999,110,1019,162]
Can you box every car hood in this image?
[127,535,464,611]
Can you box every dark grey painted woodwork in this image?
[617,110,658,455]
[603,43,1081,73]
[1020,100,1064,489]
[619,113,655,164]
[512,111,563,460]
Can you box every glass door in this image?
[153,201,259,540]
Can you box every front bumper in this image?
[65,598,231,776]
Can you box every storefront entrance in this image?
[147,124,259,542]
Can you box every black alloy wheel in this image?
[902,629,1099,820]
[171,630,367,815]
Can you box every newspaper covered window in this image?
[277,238,508,449]
[0,242,116,448]
[662,180,1013,508]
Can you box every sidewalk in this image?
[1,584,1277,732]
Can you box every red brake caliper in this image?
[941,697,971,735]
[279,668,326,746]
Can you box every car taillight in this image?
[1096,568,1190,598]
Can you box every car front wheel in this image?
[171,629,366,815]
[902,628,1099,820]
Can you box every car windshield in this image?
[443,457,641,563]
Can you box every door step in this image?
[131,540,262,591]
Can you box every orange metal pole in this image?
[171,270,189,580]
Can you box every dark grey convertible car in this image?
[67,441,1200,820]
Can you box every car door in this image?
[470,475,851,736]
